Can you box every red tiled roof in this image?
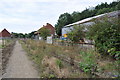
[0,29,11,37]
[43,23,55,35]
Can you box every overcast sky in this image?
[0,0,115,33]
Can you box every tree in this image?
[67,25,84,43]
[96,8,111,15]
[71,11,81,22]
[18,33,25,38]
[55,13,73,36]
[27,31,36,38]
[38,27,50,40]
[11,32,19,38]
[95,2,109,10]
[11,32,25,38]
[109,1,118,8]
[24,33,29,38]
[116,1,120,10]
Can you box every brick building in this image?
[0,29,11,39]
[34,23,55,40]
[43,23,55,36]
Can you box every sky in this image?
[0,0,115,33]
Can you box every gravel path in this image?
[2,41,39,78]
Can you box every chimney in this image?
[46,23,50,25]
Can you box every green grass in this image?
[0,45,2,48]
[0,44,5,48]
[56,59,63,69]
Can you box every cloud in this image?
[0,0,69,3]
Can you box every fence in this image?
[53,40,94,49]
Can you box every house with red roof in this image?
[42,23,55,36]
[34,23,55,40]
[0,29,11,39]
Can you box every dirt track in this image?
[2,41,39,78]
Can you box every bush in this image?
[38,27,50,40]
[67,25,84,43]
[87,17,120,59]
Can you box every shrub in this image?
[67,25,84,43]
[87,17,120,59]
[38,27,51,40]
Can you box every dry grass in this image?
[42,56,69,78]
[20,39,120,78]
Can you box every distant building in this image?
[0,29,11,39]
[43,23,55,36]
[35,23,55,40]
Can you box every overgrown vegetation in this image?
[79,51,97,74]
[20,40,88,78]
[64,16,120,77]
[87,17,120,60]
[21,40,119,78]
[67,25,84,43]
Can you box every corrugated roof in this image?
[64,10,120,28]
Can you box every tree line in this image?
[11,31,36,39]
[11,29,50,40]
[55,1,120,36]
[11,28,50,40]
